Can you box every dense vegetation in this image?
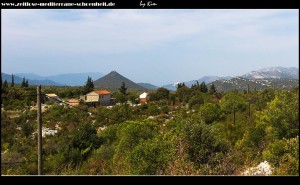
[1,80,299,175]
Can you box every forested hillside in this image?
[1,82,298,175]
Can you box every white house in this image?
[139,92,148,103]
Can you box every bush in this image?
[200,103,221,124]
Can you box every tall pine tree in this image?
[25,79,29,87]
[200,81,208,93]
[11,74,14,87]
[21,77,26,87]
[119,82,127,95]
[83,76,94,94]
[3,80,8,88]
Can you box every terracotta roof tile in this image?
[68,99,80,103]
[94,90,110,95]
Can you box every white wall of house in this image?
[139,92,147,99]
[85,91,100,102]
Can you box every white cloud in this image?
[3,9,297,56]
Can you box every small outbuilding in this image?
[68,99,80,106]
[139,92,148,103]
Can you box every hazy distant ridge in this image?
[15,72,104,86]
[2,73,64,86]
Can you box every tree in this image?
[156,87,170,100]
[184,119,227,168]
[114,92,127,104]
[25,79,29,87]
[262,136,299,175]
[209,84,217,94]
[126,135,172,175]
[11,74,14,87]
[83,76,94,94]
[200,82,208,93]
[200,103,221,124]
[188,94,204,110]
[259,91,299,140]
[21,77,26,88]
[220,93,247,125]
[3,80,8,88]
[59,122,101,166]
[177,83,186,89]
[169,93,176,106]
[191,81,200,91]
[113,120,159,174]
[119,82,127,95]
[177,86,191,103]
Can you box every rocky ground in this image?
[242,161,273,176]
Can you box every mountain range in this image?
[2,66,298,92]
[162,67,298,91]
[15,72,104,86]
[242,67,298,80]
[2,73,63,86]
[137,83,158,90]
[163,76,232,91]
[205,67,299,92]
[208,77,299,92]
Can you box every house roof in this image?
[46,93,58,97]
[94,90,111,95]
[68,99,80,103]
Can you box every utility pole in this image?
[37,85,42,175]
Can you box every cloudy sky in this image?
[2,9,299,86]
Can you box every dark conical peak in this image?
[93,70,146,90]
[108,70,120,77]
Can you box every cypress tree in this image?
[11,74,14,87]
[21,77,26,87]
[25,79,29,87]
[119,82,127,95]
[3,80,8,88]
[83,76,94,94]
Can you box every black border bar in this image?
[1,0,299,9]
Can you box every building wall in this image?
[100,94,111,106]
[140,98,147,103]
[80,95,85,101]
[85,92,100,102]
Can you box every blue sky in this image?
[1,9,299,86]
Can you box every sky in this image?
[1,9,299,86]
